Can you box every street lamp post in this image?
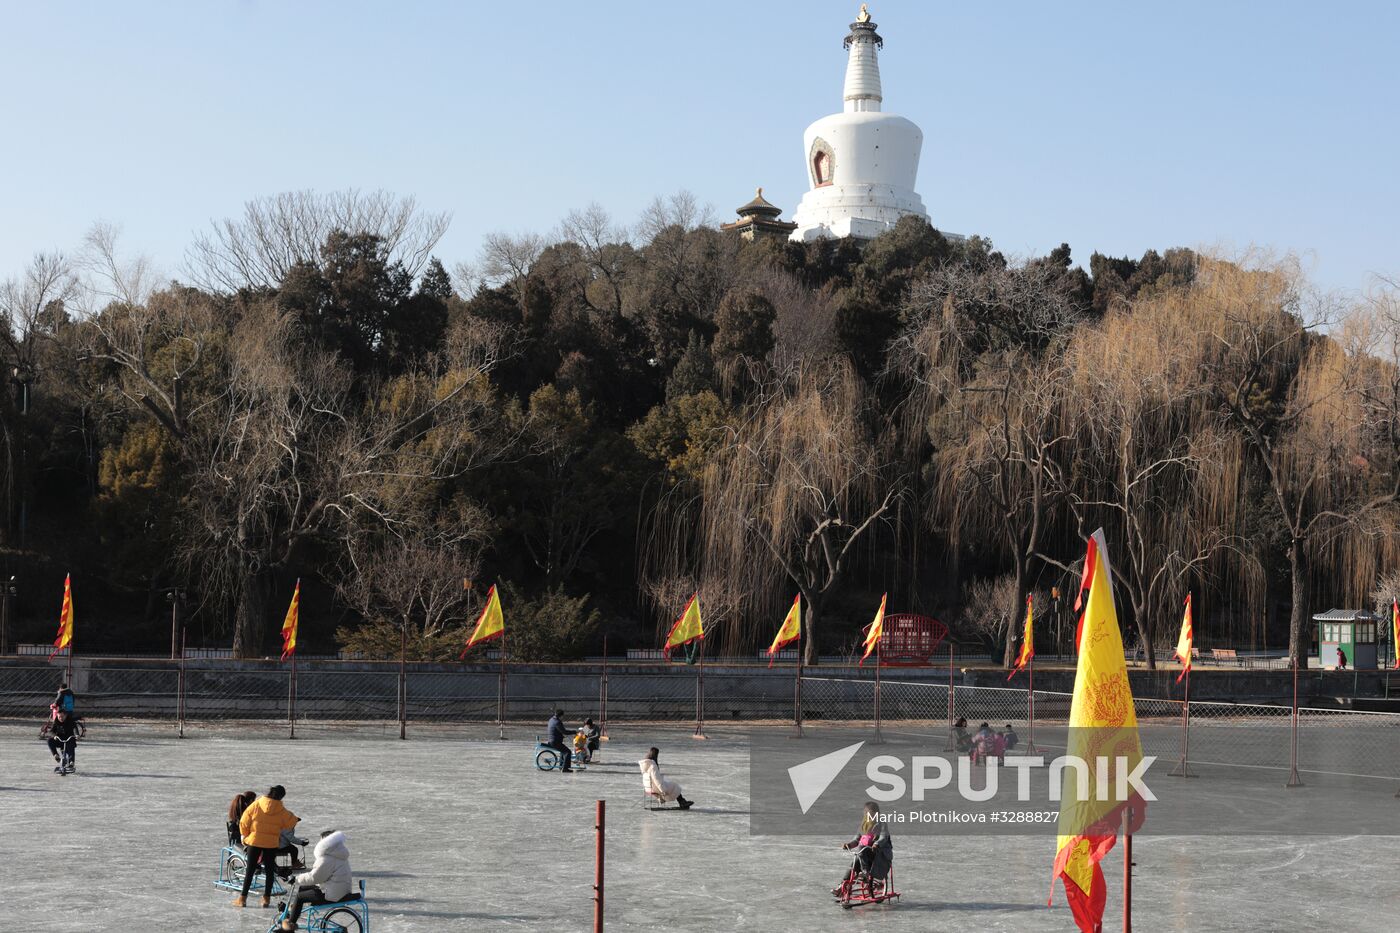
[166,588,185,660]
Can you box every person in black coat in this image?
[40,709,84,772]
[545,709,574,772]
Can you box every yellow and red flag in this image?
[767,594,802,667]
[1392,599,1399,671]
[1174,593,1194,683]
[49,574,74,661]
[663,593,704,658]
[1050,530,1146,932]
[460,584,505,658]
[859,593,887,666]
[1008,593,1034,680]
[280,580,301,661]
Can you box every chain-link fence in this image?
[796,674,1400,786]
[4,660,1399,787]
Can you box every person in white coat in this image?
[639,747,693,809]
[278,830,352,931]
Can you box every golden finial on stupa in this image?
[857,3,871,23]
[756,186,764,198]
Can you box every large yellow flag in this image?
[280,580,301,661]
[48,574,74,660]
[1008,593,1034,680]
[767,594,802,667]
[1174,593,1194,683]
[1050,530,1146,932]
[859,593,887,666]
[664,593,704,658]
[461,584,505,657]
[1392,599,1399,671]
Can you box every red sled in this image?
[833,864,900,909]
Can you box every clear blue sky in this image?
[3,0,1397,293]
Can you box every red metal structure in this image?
[878,614,948,666]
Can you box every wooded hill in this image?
[3,190,1397,666]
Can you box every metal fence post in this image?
[177,629,186,739]
[1285,657,1303,788]
[599,634,609,742]
[398,625,407,741]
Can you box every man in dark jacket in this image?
[545,709,574,772]
[41,709,84,773]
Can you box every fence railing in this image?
[4,660,1399,790]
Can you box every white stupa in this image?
[789,5,933,242]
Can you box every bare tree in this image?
[894,258,1083,667]
[1198,256,1400,664]
[186,189,450,292]
[679,362,903,663]
[478,231,546,314]
[559,202,632,314]
[1055,283,1261,667]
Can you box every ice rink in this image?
[2,721,1398,932]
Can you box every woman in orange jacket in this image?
[234,785,300,908]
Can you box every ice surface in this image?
[2,722,1397,932]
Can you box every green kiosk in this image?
[1312,608,1379,670]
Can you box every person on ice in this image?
[581,718,601,757]
[51,683,75,720]
[235,785,301,908]
[639,747,693,809]
[544,709,574,773]
[832,801,892,896]
[1002,723,1019,751]
[572,729,591,764]
[40,708,84,773]
[949,716,972,753]
[277,830,353,932]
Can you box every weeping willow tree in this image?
[1192,256,1400,664]
[893,257,1084,666]
[1058,273,1264,667]
[643,362,902,663]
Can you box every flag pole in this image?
[693,635,707,739]
[178,627,187,739]
[793,626,804,737]
[497,624,507,741]
[1122,804,1134,932]
[943,641,956,751]
[1170,665,1195,777]
[1025,652,1037,754]
[288,645,298,740]
[873,632,883,744]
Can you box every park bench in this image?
[1210,648,1243,666]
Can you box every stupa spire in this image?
[843,4,883,113]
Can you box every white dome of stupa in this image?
[789,5,934,242]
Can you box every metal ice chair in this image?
[268,879,369,933]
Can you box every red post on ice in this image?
[177,628,187,739]
[593,799,605,932]
[398,624,407,741]
[1286,656,1304,788]
[1122,804,1134,932]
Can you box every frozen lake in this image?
[2,721,1397,931]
